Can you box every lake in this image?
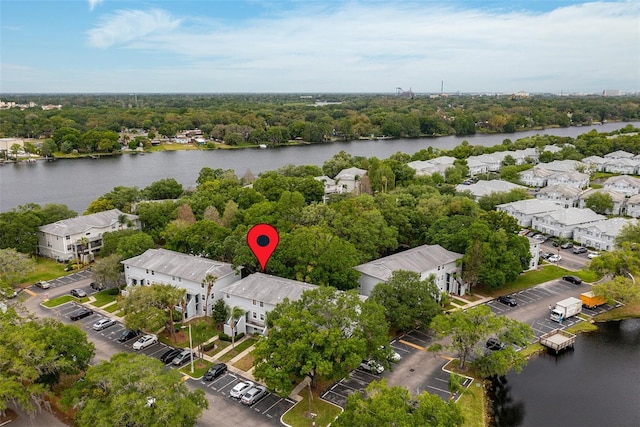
[490,319,640,427]
[0,121,637,213]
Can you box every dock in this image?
[539,329,576,353]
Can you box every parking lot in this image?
[488,279,613,342]
[49,300,291,425]
[321,328,468,408]
[30,270,93,294]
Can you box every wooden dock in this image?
[539,329,576,353]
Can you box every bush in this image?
[107,287,120,296]
[203,341,216,351]
[219,332,230,341]
[235,332,245,341]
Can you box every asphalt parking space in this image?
[398,328,434,349]
[420,365,457,401]
[192,372,295,424]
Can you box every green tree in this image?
[369,270,442,332]
[333,379,464,427]
[201,274,217,320]
[91,254,123,289]
[252,287,389,396]
[592,275,640,305]
[615,221,640,247]
[431,305,533,372]
[1,311,95,415]
[229,305,246,350]
[585,192,614,214]
[116,232,155,259]
[143,178,184,200]
[272,226,362,290]
[62,353,207,427]
[0,248,36,292]
[211,298,229,324]
[589,242,640,278]
[120,284,186,341]
[0,207,43,254]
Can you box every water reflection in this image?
[489,376,525,427]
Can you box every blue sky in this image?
[1,1,638,93]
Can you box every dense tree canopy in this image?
[369,270,442,332]
[0,309,95,415]
[252,286,389,395]
[62,353,207,427]
[333,379,464,427]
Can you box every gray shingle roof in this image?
[354,244,462,282]
[220,272,317,305]
[122,248,235,283]
[39,209,137,236]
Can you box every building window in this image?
[253,312,257,319]
[151,271,154,275]
[226,294,230,299]
[259,301,264,307]
[201,283,204,288]
[66,236,70,240]
[260,314,265,321]
[146,269,149,274]
[252,300,256,306]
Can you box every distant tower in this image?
[441,80,444,94]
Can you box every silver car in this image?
[230,381,254,399]
[92,318,117,330]
[241,385,267,405]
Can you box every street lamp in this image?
[181,324,194,374]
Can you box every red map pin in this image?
[247,224,279,272]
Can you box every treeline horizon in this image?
[1,94,639,147]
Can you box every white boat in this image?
[259,144,267,149]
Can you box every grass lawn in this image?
[460,381,486,427]
[477,265,601,298]
[18,257,74,288]
[282,389,342,427]
[566,320,598,334]
[90,291,117,308]
[218,338,257,363]
[180,358,212,378]
[233,353,255,372]
[521,342,544,358]
[451,298,467,306]
[594,302,640,322]
[206,339,231,358]
[103,304,120,314]
[42,295,74,307]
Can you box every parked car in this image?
[548,254,562,262]
[160,348,183,364]
[241,385,268,405]
[497,295,518,307]
[572,246,588,254]
[359,359,384,374]
[172,349,195,366]
[587,252,600,259]
[560,242,573,249]
[117,329,139,343]
[203,363,227,381]
[380,346,401,363]
[0,288,17,299]
[540,252,553,260]
[486,337,506,351]
[70,288,87,298]
[550,241,559,248]
[230,381,255,399]
[90,282,105,291]
[92,318,117,330]
[132,334,158,350]
[563,275,583,285]
[69,307,94,321]
[35,281,51,289]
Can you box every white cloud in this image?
[88,0,105,12]
[78,1,640,92]
[87,9,182,48]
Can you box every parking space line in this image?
[426,384,449,395]
[262,398,282,415]
[399,339,426,351]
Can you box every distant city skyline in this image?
[1,0,638,94]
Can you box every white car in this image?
[230,381,254,399]
[587,252,600,259]
[548,254,562,262]
[360,359,384,374]
[92,318,117,331]
[132,334,158,350]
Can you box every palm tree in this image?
[448,372,466,401]
[229,306,246,350]
[201,274,217,320]
[118,213,131,230]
